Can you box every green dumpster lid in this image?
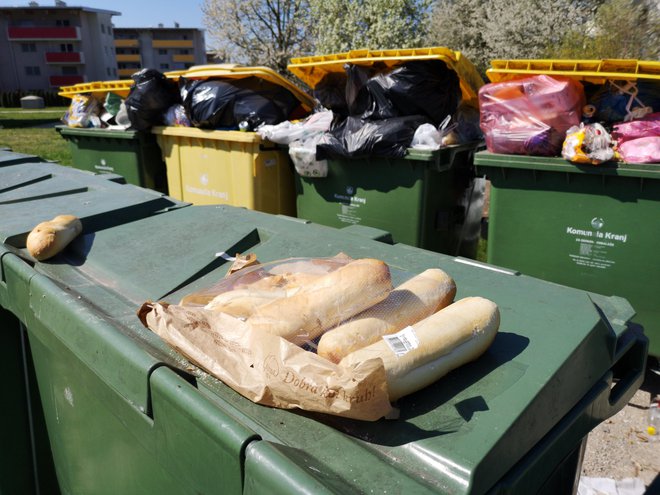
[0,161,184,246]
[474,151,660,180]
[30,204,644,494]
[0,149,46,167]
[288,46,485,106]
[55,124,145,139]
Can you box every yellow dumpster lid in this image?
[180,64,315,112]
[58,70,183,99]
[287,47,485,105]
[486,59,660,84]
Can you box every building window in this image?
[113,68,117,76]
[159,63,169,70]
[21,43,37,52]
[131,49,139,54]
[158,49,167,55]
[108,26,113,35]
[184,63,193,69]
[55,19,70,26]
[25,66,41,76]
[182,35,188,40]
[179,49,189,54]
[60,43,74,52]
[101,24,106,34]
[62,66,78,75]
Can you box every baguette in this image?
[317,268,456,363]
[204,288,288,318]
[340,297,499,401]
[247,258,393,345]
[26,215,82,261]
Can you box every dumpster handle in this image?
[603,330,647,418]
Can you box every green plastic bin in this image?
[475,151,660,358]
[0,168,647,495]
[56,125,168,193]
[295,144,485,258]
[0,160,185,494]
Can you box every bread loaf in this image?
[339,297,499,401]
[26,215,82,261]
[247,258,393,345]
[317,268,456,363]
[204,288,288,318]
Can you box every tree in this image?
[310,0,433,54]
[550,0,660,60]
[202,0,313,75]
[426,0,603,74]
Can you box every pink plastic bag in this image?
[618,137,660,163]
[479,75,585,156]
[611,112,660,144]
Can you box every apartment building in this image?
[0,2,119,91]
[114,25,206,79]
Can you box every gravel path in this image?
[581,360,660,490]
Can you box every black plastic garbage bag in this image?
[316,115,432,160]
[313,72,350,116]
[354,60,461,124]
[124,69,180,131]
[181,77,300,130]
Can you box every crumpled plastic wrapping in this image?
[62,94,101,128]
[479,75,585,156]
[562,123,615,165]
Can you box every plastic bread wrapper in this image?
[138,254,395,420]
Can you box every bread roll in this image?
[247,258,393,345]
[340,297,499,401]
[204,288,288,318]
[26,215,82,261]
[317,268,456,363]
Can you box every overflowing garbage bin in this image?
[56,126,168,192]
[474,58,660,357]
[150,64,315,214]
[0,158,647,494]
[285,47,487,258]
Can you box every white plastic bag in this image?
[258,111,333,144]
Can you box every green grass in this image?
[0,107,72,165]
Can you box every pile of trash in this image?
[259,60,483,177]
[478,75,660,164]
[61,68,307,132]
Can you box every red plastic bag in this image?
[479,75,585,156]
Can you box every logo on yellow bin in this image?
[200,174,209,186]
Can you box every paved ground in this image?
[581,359,660,491]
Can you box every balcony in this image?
[49,75,84,87]
[114,39,139,48]
[8,26,81,40]
[116,54,141,63]
[118,68,138,78]
[173,54,195,63]
[45,52,84,64]
[152,39,193,48]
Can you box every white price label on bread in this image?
[383,326,419,357]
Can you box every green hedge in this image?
[0,90,68,108]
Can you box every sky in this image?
[0,0,206,29]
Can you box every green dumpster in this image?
[288,47,487,258]
[55,125,168,193]
[295,144,484,257]
[0,160,185,494]
[0,166,647,495]
[475,152,660,358]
